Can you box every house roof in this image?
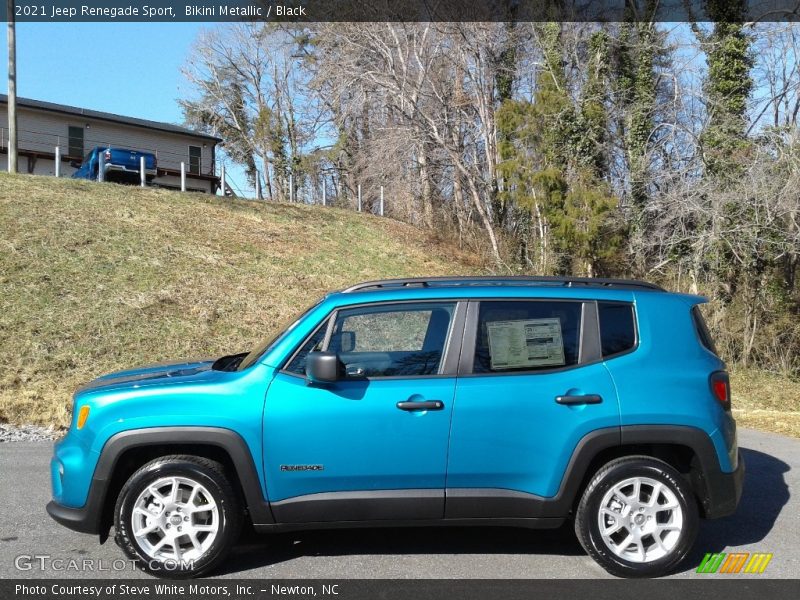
[0,94,222,143]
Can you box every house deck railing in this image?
[0,126,216,177]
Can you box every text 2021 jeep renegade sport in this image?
[47,276,744,578]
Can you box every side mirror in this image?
[305,351,341,384]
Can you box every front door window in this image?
[328,303,455,378]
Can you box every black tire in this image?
[574,456,699,578]
[114,455,242,578]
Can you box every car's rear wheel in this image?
[114,455,242,578]
[575,456,699,578]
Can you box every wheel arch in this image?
[571,442,700,515]
[94,427,273,538]
[561,426,724,519]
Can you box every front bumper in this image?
[46,496,103,534]
[47,435,107,535]
[701,450,745,519]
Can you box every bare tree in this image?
[310,22,508,262]
[750,23,800,131]
[182,24,318,200]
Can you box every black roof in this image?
[341,276,665,293]
[0,94,222,143]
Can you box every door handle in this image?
[346,366,365,378]
[555,394,603,405]
[396,400,444,411]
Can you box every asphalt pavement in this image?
[1,428,797,579]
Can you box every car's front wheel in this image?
[575,456,699,578]
[114,455,242,578]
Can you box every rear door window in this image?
[473,301,582,373]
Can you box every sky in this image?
[0,22,206,123]
[0,22,251,193]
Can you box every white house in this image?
[0,95,221,193]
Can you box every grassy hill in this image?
[0,173,481,428]
[1,172,798,436]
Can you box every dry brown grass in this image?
[730,369,800,438]
[2,173,798,439]
[0,173,483,428]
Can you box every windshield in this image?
[237,299,323,371]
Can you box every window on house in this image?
[68,126,84,158]
[188,146,202,175]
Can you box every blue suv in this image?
[47,276,744,578]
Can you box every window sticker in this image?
[486,318,566,369]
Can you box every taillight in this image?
[710,371,731,410]
[104,150,111,161]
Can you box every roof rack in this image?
[341,276,665,293]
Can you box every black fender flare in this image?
[94,426,274,525]
[47,426,274,536]
[549,424,735,518]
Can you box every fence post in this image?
[140,156,146,187]
[322,182,326,206]
[97,151,105,182]
[255,170,261,200]
[54,146,61,178]
[180,162,186,192]
[357,184,362,212]
[289,174,294,203]
[220,165,226,197]
[380,186,384,216]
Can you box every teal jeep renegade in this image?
[47,276,744,578]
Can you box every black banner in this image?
[2,0,800,23]
[3,579,800,600]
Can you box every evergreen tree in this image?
[497,24,624,276]
[697,0,754,177]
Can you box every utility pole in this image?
[7,0,18,173]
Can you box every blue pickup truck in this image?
[71,147,157,183]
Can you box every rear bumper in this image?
[105,164,157,176]
[618,425,744,520]
[702,450,745,519]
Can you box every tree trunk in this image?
[462,167,500,263]
[417,145,434,228]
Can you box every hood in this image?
[77,358,218,395]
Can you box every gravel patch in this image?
[0,423,63,442]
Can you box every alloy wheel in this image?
[596,476,684,563]
[130,476,219,563]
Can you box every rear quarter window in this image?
[598,302,636,357]
[691,305,718,355]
